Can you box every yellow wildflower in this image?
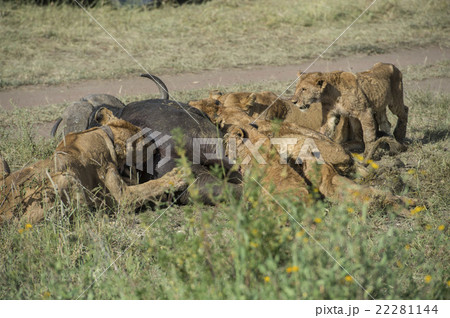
[303,237,309,243]
[438,225,445,231]
[366,159,374,164]
[251,229,258,235]
[42,291,51,299]
[347,207,354,213]
[344,275,353,283]
[424,275,432,283]
[407,169,416,175]
[447,280,450,287]
[370,162,379,169]
[405,244,411,250]
[292,266,299,272]
[396,260,403,268]
[18,229,24,234]
[264,276,270,283]
[352,153,364,162]
[250,242,259,248]
[286,267,292,273]
[25,223,32,230]
[314,218,322,224]
[425,224,432,230]
[296,230,305,237]
[410,206,425,215]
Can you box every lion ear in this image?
[229,126,247,139]
[235,128,247,139]
[94,107,115,125]
[209,90,223,100]
[317,79,325,87]
[244,93,257,110]
[297,70,303,77]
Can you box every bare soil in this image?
[0,46,448,111]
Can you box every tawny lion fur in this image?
[291,62,409,154]
[189,97,416,213]
[194,90,353,147]
[224,123,416,215]
[189,97,355,175]
[0,108,187,225]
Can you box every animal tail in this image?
[364,136,407,161]
[50,117,63,137]
[140,73,169,100]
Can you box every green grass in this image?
[0,82,448,299]
[0,0,449,88]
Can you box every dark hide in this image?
[50,73,241,204]
[93,100,242,204]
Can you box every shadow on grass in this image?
[419,128,449,145]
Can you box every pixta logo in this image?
[126,128,172,174]
[126,128,325,173]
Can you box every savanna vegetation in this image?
[1,79,448,299]
[0,0,448,300]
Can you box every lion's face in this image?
[188,98,221,122]
[291,73,327,111]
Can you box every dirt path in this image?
[0,46,448,112]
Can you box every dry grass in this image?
[0,74,448,299]
[403,60,450,81]
[0,0,449,88]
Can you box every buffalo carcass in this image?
[51,74,241,204]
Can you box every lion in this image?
[189,96,417,213]
[189,97,357,176]
[224,123,416,215]
[0,108,188,225]
[291,62,409,156]
[209,90,289,120]
[210,89,405,157]
[193,90,354,147]
[223,124,311,202]
[206,87,404,157]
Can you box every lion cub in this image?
[199,90,352,145]
[0,108,187,225]
[291,62,409,154]
[208,90,291,121]
[224,123,416,215]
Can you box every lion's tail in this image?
[390,64,405,106]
